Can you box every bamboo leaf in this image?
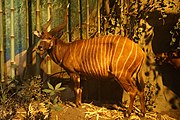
[50,91,55,96]
[57,87,66,91]
[42,89,52,93]
[55,82,62,90]
[47,82,54,90]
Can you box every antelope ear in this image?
[49,40,54,49]
[33,31,42,37]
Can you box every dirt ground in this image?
[46,80,180,120]
[2,77,179,120]
[6,98,179,120]
[49,102,180,120]
[38,80,180,120]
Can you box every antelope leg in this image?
[139,91,145,116]
[128,91,136,116]
[70,73,82,107]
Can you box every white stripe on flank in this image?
[92,38,97,75]
[106,36,113,72]
[79,41,85,71]
[109,36,117,70]
[114,37,126,76]
[81,40,88,72]
[69,44,74,64]
[91,38,98,73]
[79,41,84,62]
[118,39,134,79]
[99,36,105,76]
[124,44,137,78]
[73,41,78,67]
[85,39,91,74]
[106,36,111,73]
[102,36,108,75]
[90,38,96,75]
[111,36,120,68]
[96,37,101,76]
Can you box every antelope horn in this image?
[42,6,53,32]
[49,4,69,36]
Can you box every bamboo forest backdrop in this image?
[0,0,179,119]
[0,0,97,80]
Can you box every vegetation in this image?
[0,77,65,119]
[42,82,66,111]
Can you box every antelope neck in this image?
[48,40,68,66]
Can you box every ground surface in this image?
[49,103,180,120]
[1,77,179,120]
[1,100,179,120]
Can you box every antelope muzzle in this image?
[36,40,51,57]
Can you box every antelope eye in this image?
[47,37,52,39]
[38,45,43,50]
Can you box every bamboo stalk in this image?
[36,0,41,76]
[28,0,32,49]
[78,0,82,39]
[10,0,15,79]
[0,0,4,82]
[36,0,40,31]
[47,0,52,75]
[47,0,51,32]
[101,0,105,33]
[97,0,101,37]
[26,0,33,68]
[67,0,71,42]
[25,0,29,49]
[86,0,89,39]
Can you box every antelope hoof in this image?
[124,109,132,117]
[124,112,131,118]
[75,101,82,107]
[140,111,145,117]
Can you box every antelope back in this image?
[63,35,145,79]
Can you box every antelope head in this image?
[34,30,55,57]
[34,5,68,57]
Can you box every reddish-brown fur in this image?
[33,9,146,115]
[35,33,146,115]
